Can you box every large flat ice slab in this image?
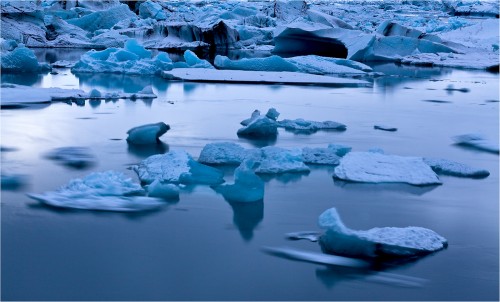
[0,84,87,108]
[333,151,442,186]
[161,69,369,86]
[27,171,164,212]
[318,208,448,258]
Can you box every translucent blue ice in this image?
[1,42,51,73]
[213,160,264,202]
[139,0,167,21]
[183,50,214,69]
[318,207,448,258]
[127,122,170,145]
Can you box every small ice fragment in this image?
[277,118,346,133]
[327,144,352,157]
[138,85,154,95]
[265,108,280,121]
[374,125,397,132]
[126,122,170,145]
[333,152,441,186]
[45,146,96,169]
[302,147,341,165]
[88,89,101,99]
[318,208,448,258]
[423,158,490,178]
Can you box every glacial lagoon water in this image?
[1,56,499,300]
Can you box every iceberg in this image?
[453,134,499,154]
[213,160,264,203]
[67,4,136,32]
[126,122,170,145]
[72,39,173,75]
[138,0,167,21]
[146,179,180,200]
[45,147,96,169]
[333,152,442,186]
[133,150,225,185]
[277,118,346,133]
[255,147,310,174]
[27,171,164,212]
[318,208,448,258]
[424,158,490,178]
[237,115,278,139]
[1,41,51,73]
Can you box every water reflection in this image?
[228,200,264,241]
[76,73,169,93]
[332,179,439,196]
[260,172,310,184]
[127,141,169,159]
[237,136,277,148]
[1,73,43,86]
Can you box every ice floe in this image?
[255,147,310,174]
[126,122,170,145]
[333,152,442,186]
[318,207,448,258]
[0,84,87,108]
[146,179,180,200]
[302,144,351,165]
[161,69,369,86]
[27,171,164,212]
[133,150,225,185]
[423,158,490,178]
[1,40,51,73]
[198,142,251,165]
[453,134,499,154]
[45,146,96,169]
[213,160,264,203]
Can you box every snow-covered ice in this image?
[424,158,490,178]
[318,207,448,258]
[126,122,170,145]
[27,171,164,212]
[161,69,369,86]
[333,152,442,186]
[213,160,264,202]
[133,150,225,185]
[198,142,250,165]
[45,147,96,169]
[255,147,310,174]
[0,84,87,108]
[453,134,499,154]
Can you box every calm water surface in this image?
[1,56,499,300]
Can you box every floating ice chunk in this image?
[255,147,310,174]
[127,122,170,145]
[277,118,346,133]
[139,0,167,20]
[183,50,214,69]
[27,171,163,212]
[286,55,371,74]
[0,84,87,108]
[374,125,397,132]
[45,147,96,169]
[333,152,442,186]
[124,38,152,59]
[1,42,50,73]
[453,134,499,154]
[214,55,299,72]
[198,142,248,165]
[237,116,278,138]
[133,150,225,185]
[213,160,264,203]
[318,208,448,258]
[147,179,179,200]
[161,69,369,86]
[138,85,155,95]
[423,158,490,178]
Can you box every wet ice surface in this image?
[1,61,499,300]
